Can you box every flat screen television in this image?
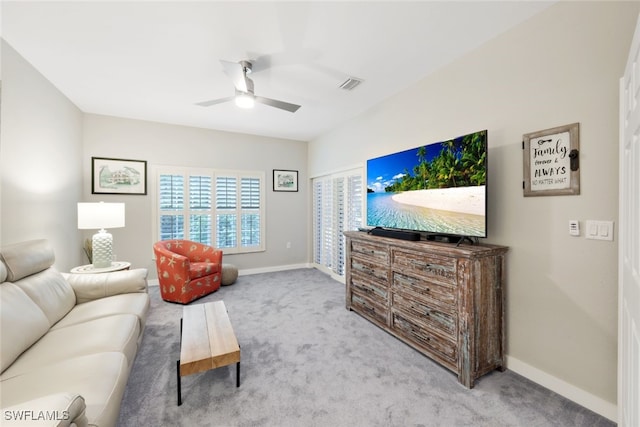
[366,129,487,239]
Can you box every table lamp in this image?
[77,202,125,268]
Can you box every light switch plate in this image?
[585,220,614,241]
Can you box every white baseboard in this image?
[506,355,617,422]
[237,263,312,276]
[147,264,311,285]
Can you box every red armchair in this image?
[153,239,222,304]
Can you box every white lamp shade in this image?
[77,202,125,230]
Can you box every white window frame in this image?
[152,166,265,254]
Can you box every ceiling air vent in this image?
[338,77,363,91]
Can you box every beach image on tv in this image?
[366,130,487,237]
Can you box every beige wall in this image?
[0,40,84,270]
[309,1,639,420]
[81,114,309,277]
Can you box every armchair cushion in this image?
[189,262,220,279]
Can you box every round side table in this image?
[70,261,131,274]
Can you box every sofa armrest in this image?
[62,268,148,304]
[1,392,88,427]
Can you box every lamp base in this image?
[92,230,113,268]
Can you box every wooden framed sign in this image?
[523,122,580,197]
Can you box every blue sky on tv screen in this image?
[367,142,443,193]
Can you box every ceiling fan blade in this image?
[195,96,234,107]
[255,96,301,113]
[220,60,248,92]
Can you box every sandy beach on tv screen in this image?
[391,186,485,216]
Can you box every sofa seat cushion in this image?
[1,314,140,380]
[0,352,129,427]
[189,262,220,280]
[52,293,150,333]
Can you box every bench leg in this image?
[236,362,240,387]
[177,360,182,406]
[177,318,183,406]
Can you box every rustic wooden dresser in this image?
[344,231,508,388]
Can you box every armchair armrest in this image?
[62,268,148,304]
[1,392,88,427]
[156,251,191,279]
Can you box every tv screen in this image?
[366,130,487,238]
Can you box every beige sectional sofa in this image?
[0,239,149,426]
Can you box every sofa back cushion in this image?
[1,239,55,282]
[14,269,76,326]
[0,239,76,326]
[0,283,50,373]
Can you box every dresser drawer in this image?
[351,291,388,327]
[392,250,456,285]
[391,312,456,368]
[392,292,456,337]
[350,240,388,263]
[351,257,388,283]
[350,272,388,302]
[392,271,456,308]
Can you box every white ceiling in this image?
[2,1,554,141]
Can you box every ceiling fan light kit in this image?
[196,59,301,113]
[235,92,255,109]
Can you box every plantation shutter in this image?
[155,167,265,254]
[189,175,212,245]
[216,176,238,249]
[159,174,185,240]
[240,177,261,248]
[312,168,363,277]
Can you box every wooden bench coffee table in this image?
[177,300,240,405]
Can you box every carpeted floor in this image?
[117,268,614,427]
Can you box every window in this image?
[155,167,265,254]
[312,168,363,277]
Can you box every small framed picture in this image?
[92,157,147,195]
[273,169,298,192]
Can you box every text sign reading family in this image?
[523,122,580,197]
[529,131,570,191]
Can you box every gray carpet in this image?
[117,268,613,427]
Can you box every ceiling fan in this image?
[196,60,301,113]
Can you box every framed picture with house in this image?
[91,157,147,195]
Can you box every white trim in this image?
[313,263,346,284]
[310,163,363,179]
[506,355,617,422]
[238,263,312,276]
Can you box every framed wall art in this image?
[92,157,147,195]
[523,122,580,197]
[273,169,298,192]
